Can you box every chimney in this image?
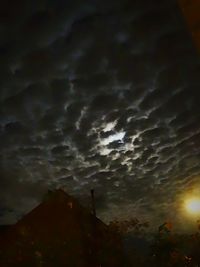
[90,189,96,217]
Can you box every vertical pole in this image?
[91,189,96,217]
[90,189,98,265]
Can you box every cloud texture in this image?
[0,0,200,230]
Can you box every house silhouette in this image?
[0,189,125,267]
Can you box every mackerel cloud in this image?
[0,0,200,229]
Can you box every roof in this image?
[0,189,124,267]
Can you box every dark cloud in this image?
[0,0,200,231]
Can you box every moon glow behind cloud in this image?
[0,0,200,230]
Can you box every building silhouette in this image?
[0,189,125,267]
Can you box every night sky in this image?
[0,0,200,231]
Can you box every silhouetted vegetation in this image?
[1,191,200,267]
[109,219,200,267]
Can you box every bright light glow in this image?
[185,198,200,215]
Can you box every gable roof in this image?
[10,189,108,233]
[0,189,124,267]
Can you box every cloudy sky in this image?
[0,0,200,231]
